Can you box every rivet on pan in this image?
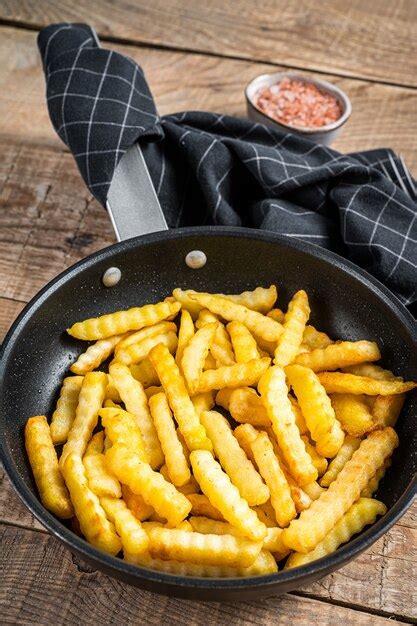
[185,250,207,269]
[102,267,122,287]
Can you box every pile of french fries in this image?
[24,285,416,577]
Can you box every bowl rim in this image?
[245,71,352,134]
[1,226,416,594]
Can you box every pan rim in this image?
[1,225,416,593]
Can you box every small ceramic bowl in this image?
[245,71,352,146]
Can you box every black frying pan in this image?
[1,146,416,602]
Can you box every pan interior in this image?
[1,229,416,586]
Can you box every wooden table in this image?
[1,3,416,624]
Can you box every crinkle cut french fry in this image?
[343,363,400,381]
[100,496,149,556]
[361,459,391,497]
[83,432,121,498]
[115,321,177,356]
[258,366,318,485]
[295,341,381,372]
[285,497,387,569]
[200,410,270,506]
[148,343,212,452]
[302,481,325,501]
[159,464,200,495]
[100,407,148,461]
[25,416,74,519]
[186,493,225,521]
[60,371,107,468]
[196,358,271,393]
[196,311,235,367]
[114,331,178,366]
[372,394,405,428]
[182,323,217,394]
[317,372,417,395]
[109,362,164,469]
[190,450,267,542]
[130,359,159,388]
[267,309,285,323]
[250,431,296,527]
[288,396,309,435]
[285,365,344,458]
[301,436,328,476]
[229,387,270,427]
[70,333,128,375]
[50,376,83,445]
[281,428,398,553]
[149,392,191,486]
[227,321,260,363]
[274,290,310,367]
[175,310,195,371]
[145,385,163,399]
[330,394,376,437]
[122,484,154,521]
[62,453,121,554]
[189,293,283,342]
[173,286,277,318]
[302,325,333,350]
[191,392,215,415]
[233,423,259,465]
[149,527,262,567]
[105,378,121,403]
[320,435,362,487]
[67,301,181,340]
[106,444,191,527]
[125,548,277,577]
[215,388,234,410]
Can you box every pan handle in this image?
[106,143,168,242]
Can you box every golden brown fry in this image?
[130,359,159,388]
[62,453,121,554]
[159,464,199,495]
[144,385,163,399]
[60,371,107,467]
[196,358,270,393]
[175,310,195,371]
[114,331,178,366]
[317,372,417,395]
[182,323,217,394]
[149,343,212,452]
[109,362,163,468]
[50,376,83,445]
[106,444,191,527]
[267,308,285,323]
[67,301,181,340]
[125,548,277,576]
[233,423,259,465]
[100,496,149,556]
[100,406,148,461]
[149,527,262,567]
[122,484,154,521]
[227,321,260,363]
[200,410,270,506]
[105,378,121,403]
[343,363,400,381]
[186,494,225,521]
[25,416,74,519]
[286,365,344,458]
[250,431,296,527]
[301,436,328,476]
[372,394,405,428]
[288,396,309,435]
[361,459,391,497]
[274,290,310,367]
[285,498,387,568]
[330,393,376,437]
[190,293,283,342]
[282,428,398,553]
[115,321,177,356]
[104,398,121,409]
[191,392,215,415]
[302,481,325,501]
[173,286,277,318]
[258,366,318,485]
[149,392,191,486]
[295,341,381,372]
[229,387,270,427]
[83,432,121,499]
[302,325,333,350]
[215,388,234,410]
[320,435,362,488]
[197,311,235,366]
[70,333,128,374]
[190,450,267,542]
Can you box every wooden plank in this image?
[0,298,25,341]
[0,27,416,172]
[0,524,405,625]
[0,1,416,86]
[1,465,415,619]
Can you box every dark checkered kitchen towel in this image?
[38,23,416,308]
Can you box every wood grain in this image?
[0,0,416,86]
[0,524,407,625]
[1,464,415,619]
[0,27,416,171]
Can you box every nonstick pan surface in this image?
[1,226,416,601]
